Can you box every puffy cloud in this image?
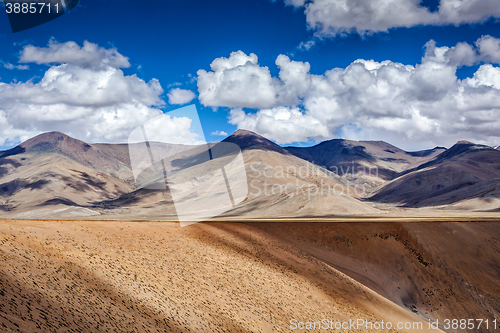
[467,64,500,89]
[476,35,500,64]
[197,52,314,109]
[0,64,164,146]
[305,0,437,36]
[0,41,200,148]
[230,107,330,144]
[197,51,285,108]
[438,0,500,25]
[199,36,500,149]
[276,0,500,36]
[167,88,196,105]
[19,40,130,69]
[423,37,500,67]
[443,42,478,67]
[130,114,205,146]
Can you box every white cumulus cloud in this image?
[197,51,286,109]
[167,88,196,105]
[19,40,131,69]
[276,0,500,36]
[198,36,500,149]
[230,107,330,144]
[0,41,201,148]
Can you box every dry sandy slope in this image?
[0,220,440,333]
[249,221,500,331]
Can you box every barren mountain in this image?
[369,141,500,209]
[1,130,500,219]
[221,130,378,218]
[1,218,499,332]
[0,132,134,219]
[1,132,132,179]
[92,130,377,220]
[286,139,445,191]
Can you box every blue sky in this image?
[1,0,500,150]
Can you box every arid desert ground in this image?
[0,218,499,332]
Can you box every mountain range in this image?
[1,130,499,220]
[1,130,500,332]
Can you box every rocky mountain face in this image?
[286,138,445,192]
[1,130,499,219]
[369,141,500,209]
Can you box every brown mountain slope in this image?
[221,130,378,217]
[2,131,499,219]
[285,139,445,191]
[1,132,132,179]
[0,132,135,218]
[369,141,500,209]
[94,130,377,220]
[0,133,201,219]
[250,221,500,332]
[223,129,290,155]
[0,152,132,219]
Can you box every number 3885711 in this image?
[5,2,60,14]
